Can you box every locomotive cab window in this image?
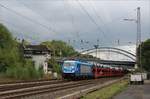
[63,62,75,66]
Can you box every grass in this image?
[81,80,128,99]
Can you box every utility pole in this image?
[137,7,142,71]
[123,7,142,70]
[137,7,141,48]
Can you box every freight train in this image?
[62,60,125,79]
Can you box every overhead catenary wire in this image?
[64,1,84,50]
[18,1,58,33]
[0,3,58,34]
[0,1,140,48]
[0,2,76,45]
[76,0,112,45]
[63,1,77,43]
[0,19,41,43]
[88,0,114,46]
[89,1,137,46]
[88,0,112,40]
[18,1,78,45]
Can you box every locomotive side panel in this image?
[80,64,92,74]
[75,62,93,78]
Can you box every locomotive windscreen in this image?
[63,62,75,67]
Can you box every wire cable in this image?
[0,3,58,34]
[89,0,112,38]
[0,19,41,42]
[76,0,112,44]
[64,1,84,50]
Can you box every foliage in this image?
[0,23,43,79]
[75,54,94,59]
[138,39,150,71]
[41,40,77,57]
[0,24,14,49]
[48,58,61,74]
[0,23,20,72]
[6,62,43,80]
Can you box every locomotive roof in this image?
[64,60,92,65]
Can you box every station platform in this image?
[113,80,150,99]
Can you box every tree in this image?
[0,23,43,79]
[138,39,150,71]
[48,58,61,74]
[41,40,77,57]
[0,24,20,72]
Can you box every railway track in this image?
[0,79,65,91]
[0,78,120,99]
[0,79,59,84]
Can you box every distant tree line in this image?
[41,40,78,57]
[137,39,150,72]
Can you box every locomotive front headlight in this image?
[71,68,75,72]
[71,70,75,72]
[71,66,75,69]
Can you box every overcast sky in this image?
[0,0,149,50]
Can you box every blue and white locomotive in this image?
[62,60,93,79]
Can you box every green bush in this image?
[4,58,44,80]
[0,23,44,80]
[139,39,150,71]
[6,65,43,80]
[48,58,61,74]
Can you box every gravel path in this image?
[113,80,150,99]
